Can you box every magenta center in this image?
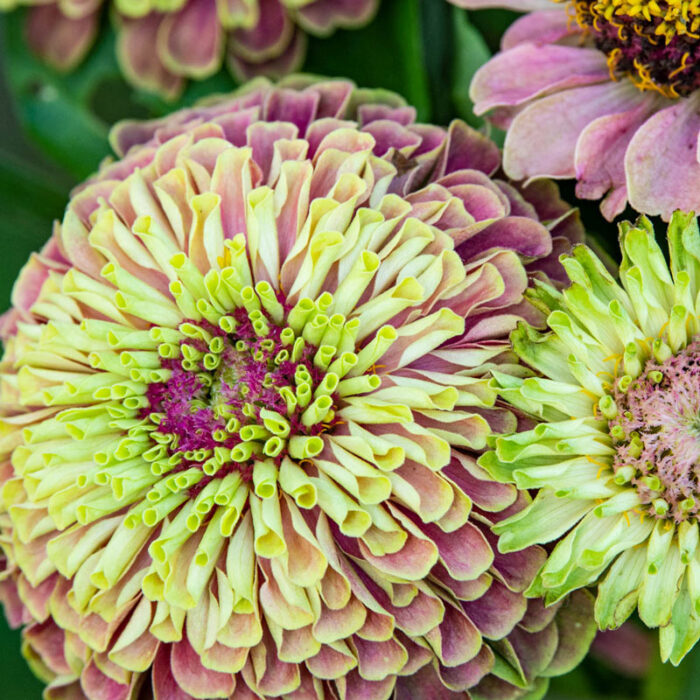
[143,311,328,489]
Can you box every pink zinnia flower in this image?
[0,77,596,699]
[16,0,378,97]
[450,0,700,221]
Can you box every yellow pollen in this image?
[669,51,692,75]
[556,0,699,97]
[586,455,610,471]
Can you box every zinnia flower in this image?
[449,0,700,221]
[0,76,595,699]
[15,0,378,98]
[482,211,700,665]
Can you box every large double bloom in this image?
[0,78,594,699]
[452,0,700,221]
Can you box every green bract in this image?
[481,211,700,665]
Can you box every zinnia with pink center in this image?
[449,0,700,221]
[0,77,596,699]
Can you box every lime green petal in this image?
[494,490,592,552]
[660,577,700,666]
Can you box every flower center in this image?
[135,290,366,516]
[609,339,700,522]
[91,248,393,535]
[565,0,700,97]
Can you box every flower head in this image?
[482,210,700,665]
[16,0,378,97]
[450,0,700,221]
[0,77,594,699]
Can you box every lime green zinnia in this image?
[481,211,700,665]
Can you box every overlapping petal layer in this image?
[449,0,700,221]
[8,0,378,97]
[482,211,700,665]
[0,77,594,699]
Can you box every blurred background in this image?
[0,0,692,696]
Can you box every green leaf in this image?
[304,0,431,120]
[0,624,44,700]
[0,149,70,306]
[642,638,700,700]
[469,7,521,52]
[451,8,491,129]
[420,0,455,125]
[1,11,116,179]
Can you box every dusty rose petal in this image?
[573,94,660,220]
[231,0,294,61]
[396,662,466,698]
[438,645,494,691]
[625,92,700,221]
[80,658,131,700]
[471,43,609,115]
[171,638,235,698]
[157,0,224,78]
[503,80,645,180]
[117,14,184,99]
[26,4,98,71]
[297,0,379,34]
[501,9,577,50]
[229,27,306,81]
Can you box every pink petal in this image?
[297,0,379,34]
[231,0,294,61]
[116,15,184,99]
[335,669,395,700]
[437,645,494,691]
[625,92,700,221]
[351,635,407,680]
[158,0,224,79]
[471,43,609,115]
[395,663,465,699]
[461,580,526,639]
[279,76,356,119]
[519,597,561,633]
[501,8,578,49]
[424,602,482,666]
[26,4,98,71]
[80,658,131,700]
[23,619,71,676]
[503,80,645,180]
[229,27,306,81]
[507,622,558,681]
[434,121,501,179]
[153,644,193,700]
[574,94,661,220]
[45,680,86,700]
[171,637,236,698]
